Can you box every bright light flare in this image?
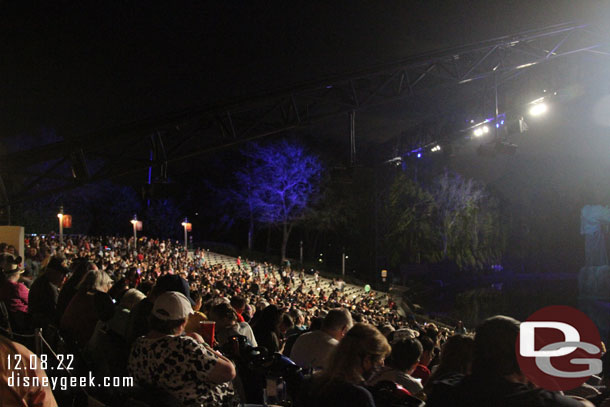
[529,103,548,117]
[473,125,489,138]
[431,145,441,152]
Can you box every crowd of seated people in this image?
[0,235,606,406]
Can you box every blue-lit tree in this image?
[430,170,503,269]
[236,140,323,260]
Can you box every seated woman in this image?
[0,254,29,315]
[207,302,257,347]
[128,291,236,407]
[0,254,32,334]
[60,269,115,347]
[367,337,425,397]
[424,333,474,399]
[296,323,391,407]
[252,304,282,353]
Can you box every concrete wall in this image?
[0,226,24,260]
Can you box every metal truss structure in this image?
[0,22,608,211]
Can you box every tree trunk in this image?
[281,222,288,261]
[281,222,295,261]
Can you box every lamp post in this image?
[130,215,138,250]
[181,218,189,252]
[57,206,64,245]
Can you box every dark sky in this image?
[2,1,607,140]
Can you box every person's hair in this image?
[63,260,94,292]
[418,335,435,353]
[289,309,303,321]
[77,269,113,292]
[148,314,186,335]
[322,323,391,384]
[388,338,423,372]
[253,304,281,332]
[379,323,395,338]
[310,316,324,331]
[190,290,202,303]
[119,288,146,311]
[425,323,439,342]
[209,303,238,323]
[230,295,246,309]
[137,280,154,296]
[471,315,520,377]
[427,334,475,385]
[280,313,294,330]
[322,308,353,332]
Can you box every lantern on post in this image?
[57,206,64,244]
[181,218,191,252]
[62,214,72,229]
[381,269,388,283]
[130,215,140,250]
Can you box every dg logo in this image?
[516,305,602,391]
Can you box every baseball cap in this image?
[152,291,193,321]
[154,274,195,306]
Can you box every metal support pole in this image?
[184,226,188,252]
[58,206,64,245]
[131,215,138,251]
[133,223,137,250]
[494,68,500,141]
[182,217,188,252]
[299,240,303,265]
[342,249,346,277]
[349,110,356,165]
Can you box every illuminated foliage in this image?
[234,140,323,260]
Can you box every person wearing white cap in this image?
[128,291,236,406]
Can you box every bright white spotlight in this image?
[431,145,441,152]
[473,128,483,137]
[529,102,548,116]
[482,125,490,134]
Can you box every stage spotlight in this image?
[417,153,422,158]
[431,145,441,152]
[474,125,490,138]
[529,102,548,117]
